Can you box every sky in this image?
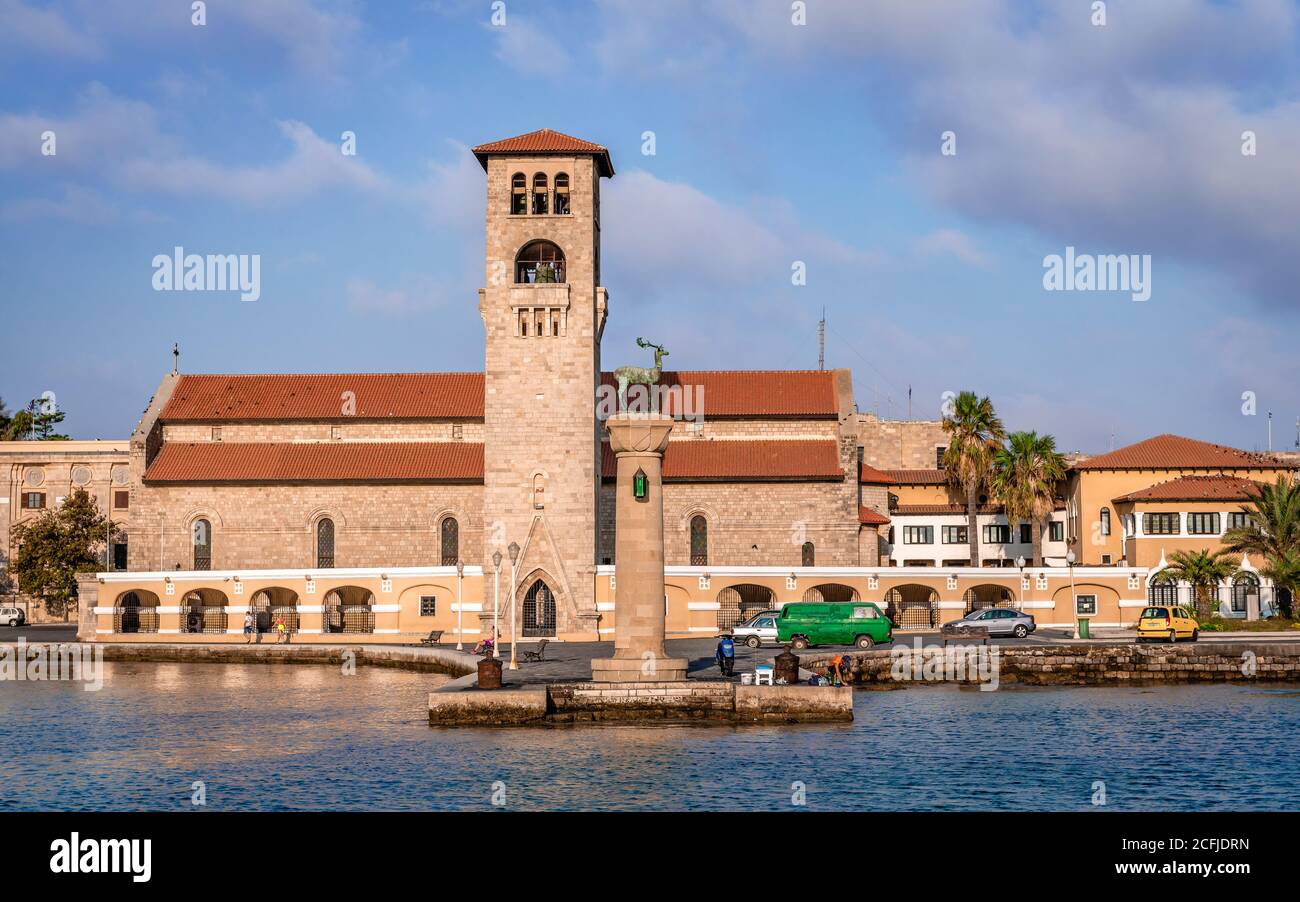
[0,0,1298,455]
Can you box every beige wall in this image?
[163,421,484,443]
[853,414,947,469]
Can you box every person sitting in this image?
[472,634,496,656]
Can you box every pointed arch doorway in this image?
[522,578,557,638]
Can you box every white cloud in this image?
[491,16,570,77]
[0,184,117,224]
[915,229,991,268]
[346,275,445,316]
[0,0,101,59]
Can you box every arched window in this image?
[510,172,527,214]
[316,518,335,569]
[515,240,565,284]
[440,517,459,567]
[801,542,815,567]
[1100,507,1111,537]
[522,579,556,637]
[192,519,211,570]
[531,172,548,215]
[554,172,570,215]
[1231,573,1259,614]
[1149,572,1178,606]
[690,515,708,566]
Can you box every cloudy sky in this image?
[1,0,1297,454]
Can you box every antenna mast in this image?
[817,307,825,371]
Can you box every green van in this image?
[776,602,892,650]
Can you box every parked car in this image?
[776,602,892,650]
[951,607,1036,638]
[1136,605,1199,643]
[731,611,779,648]
[0,606,26,627]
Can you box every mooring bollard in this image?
[774,646,799,685]
[477,654,503,690]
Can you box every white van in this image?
[0,606,26,627]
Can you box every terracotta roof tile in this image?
[161,374,484,421]
[858,506,890,525]
[472,128,614,176]
[598,370,839,418]
[893,503,1005,515]
[601,439,842,482]
[144,442,484,483]
[1075,434,1291,470]
[1113,475,1266,503]
[882,468,948,485]
[859,462,894,484]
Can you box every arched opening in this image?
[316,518,335,569]
[510,172,527,214]
[884,585,940,629]
[515,240,565,284]
[249,587,300,636]
[114,590,160,634]
[802,583,859,603]
[1149,571,1179,607]
[689,515,708,566]
[323,586,375,634]
[440,516,459,567]
[962,584,1016,615]
[716,584,776,631]
[531,172,549,214]
[554,172,570,214]
[522,579,556,637]
[192,518,212,570]
[801,542,815,567]
[179,588,228,634]
[1231,573,1259,616]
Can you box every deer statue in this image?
[613,337,669,413]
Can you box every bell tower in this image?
[474,129,615,640]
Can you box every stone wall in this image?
[853,414,947,469]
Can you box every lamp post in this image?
[1016,555,1027,611]
[455,559,465,650]
[492,550,503,658]
[508,541,520,671]
[1066,550,1078,638]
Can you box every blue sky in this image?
[1,0,1298,454]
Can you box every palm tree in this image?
[1259,549,1300,618]
[1162,549,1238,618]
[1222,475,1300,616]
[941,392,1006,566]
[991,431,1068,567]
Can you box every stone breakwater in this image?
[78,642,477,677]
[802,642,1300,686]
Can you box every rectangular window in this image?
[1076,594,1097,616]
[935,446,946,468]
[1101,554,1112,565]
[1049,521,1064,542]
[903,526,933,545]
[1187,512,1221,535]
[113,490,129,510]
[211,426,222,441]
[982,524,1010,544]
[1143,513,1180,535]
[331,425,342,440]
[1100,507,1111,536]
[1019,523,1032,544]
[22,492,45,510]
[1228,512,1251,530]
[419,595,436,617]
[941,525,967,544]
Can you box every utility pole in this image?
[817,307,825,371]
[1268,411,1273,452]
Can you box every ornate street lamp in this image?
[455,559,465,650]
[508,541,520,670]
[492,549,503,659]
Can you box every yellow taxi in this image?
[1136,605,1199,643]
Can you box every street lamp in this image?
[492,549,503,658]
[455,559,465,650]
[1016,555,1027,611]
[1066,550,1079,638]
[508,541,520,671]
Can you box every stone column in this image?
[590,413,688,682]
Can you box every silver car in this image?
[953,607,1035,638]
[730,611,780,648]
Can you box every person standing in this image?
[715,635,735,677]
[243,610,255,644]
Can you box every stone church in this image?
[122,130,901,639]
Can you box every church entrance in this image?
[522,579,557,637]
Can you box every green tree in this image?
[941,391,1006,566]
[25,397,69,440]
[11,488,117,620]
[991,431,1068,567]
[1259,550,1300,619]
[0,397,9,438]
[1161,548,1238,618]
[1222,475,1300,617]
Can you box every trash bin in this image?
[1076,617,1091,639]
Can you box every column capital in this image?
[604,413,674,456]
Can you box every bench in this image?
[520,639,549,663]
[419,630,444,646]
[939,623,989,646]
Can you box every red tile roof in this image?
[601,440,843,482]
[144,442,484,483]
[161,374,484,422]
[883,468,948,485]
[472,128,614,176]
[1113,475,1266,503]
[859,462,894,484]
[858,506,890,526]
[599,370,840,418]
[1074,434,1291,471]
